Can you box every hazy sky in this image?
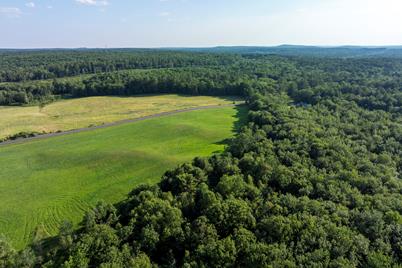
[1,0,402,48]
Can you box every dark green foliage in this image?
[2,51,401,267]
[0,67,250,105]
[0,238,35,268]
[1,51,402,110]
[34,86,401,266]
[0,49,240,83]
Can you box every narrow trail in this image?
[0,104,240,147]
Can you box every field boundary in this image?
[0,104,241,147]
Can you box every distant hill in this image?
[2,45,402,58]
[163,45,402,57]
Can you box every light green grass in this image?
[0,105,247,249]
[0,95,242,140]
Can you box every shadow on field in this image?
[25,102,249,255]
[212,104,249,153]
[232,104,249,133]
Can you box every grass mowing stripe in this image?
[0,105,247,249]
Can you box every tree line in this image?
[0,67,250,105]
[0,49,241,83]
[1,54,401,115]
[0,51,401,267]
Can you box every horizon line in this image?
[1,44,402,50]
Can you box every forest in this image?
[0,49,240,83]
[0,49,401,267]
[0,67,248,105]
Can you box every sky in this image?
[0,0,402,48]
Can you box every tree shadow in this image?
[232,104,249,133]
[22,102,249,256]
[212,104,248,153]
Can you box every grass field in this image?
[0,105,247,249]
[0,95,241,140]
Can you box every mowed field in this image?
[0,94,241,140]
[0,104,247,249]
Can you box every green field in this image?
[0,95,241,140]
[0,105,247,249]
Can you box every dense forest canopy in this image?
[0,49,401,267]
[1,51,402,110]
[0,50,240,83]
[173,45,402,58]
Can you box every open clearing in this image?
[0,105,247,249]
[0,95,241,140]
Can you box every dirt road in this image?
[0,104,240,147]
